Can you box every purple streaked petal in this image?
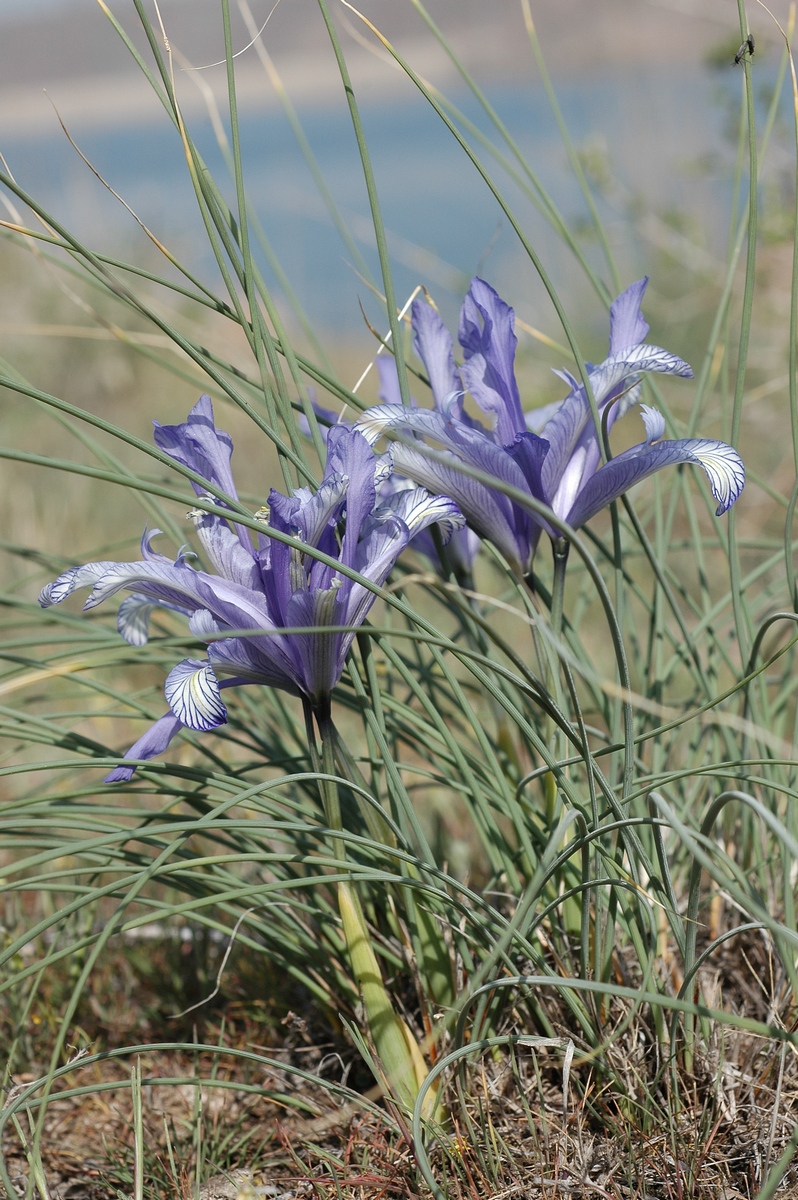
[189,608,221,636]
[505,432,550,506]
[540,343,693,502]
[104,712,184,783]
[191,600,298,683]
[459,278,525,444]
[208,636,299,693]
[284,582,346,703]
[165,658,228,731]
[141,528,170,561]
[374,449,395,488]
[684,440,746,514]
[445,419,531,495]
[354,512,411,585]
[117,595,159,647]
[188,512,260,589]
[411,295,462,409]
[566,437,745,529]
[342,524,411,657]
[153,394,238,500]
[410,524,482,577]
[390,443,529,571]
[608,277,650,355]
[83,559,275,634]
[539,390,595,503]
[449,526,482,573]
[265,485,340,601]
[588,343,693,407]
[325,427,378,568]
[376,356,403,407]
[293,475,349,552]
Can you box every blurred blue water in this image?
[1,65,740,338]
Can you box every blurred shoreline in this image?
[0,0,739,138]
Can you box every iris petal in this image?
[640,405,666,443]
[356,403,452,448]
[164,658,228,731]
[39,561,117,608]
[412,294,462,408]
[608,277,650,355]
[459,278,526,444]
[117,595,158,647]
[689,440,747,515]
[566,437,746,529]
[104,712,184,783]
[377,488,465,543]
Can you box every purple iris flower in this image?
[301,360,481,581]
[356,278,745,574]
[39,395,463,780]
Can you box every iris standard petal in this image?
[525,398,565,434]
[566,437,746,529]
[411,294,462,409]
[326,427,378,568]
[153,394,238,500]
[286,474,349,553]
[459,278,526,444]
[164,658,228,731]
[189,512,260,589]
[284,582,345,704]
[608,277,650,354]
[376,356,404,407]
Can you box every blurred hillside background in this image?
[0,0,775,337]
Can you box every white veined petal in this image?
[373,448,394,486]
[189,608,223,636]
[117,594,157,647]
[38,560,116,608]
[355,405,400,446]
[589,343,693,406]
[378,487,465,541]
[640,405,666,443]
[404,493,465,542]
[690,441,746,515]
[164,658,228,731]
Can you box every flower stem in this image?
[308,700,434,1114]
[305,695,345,863]
[550,536,570,644]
